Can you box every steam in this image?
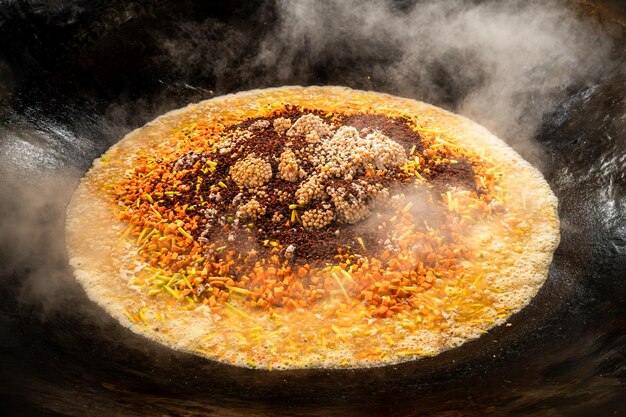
[157,0,613,158]
[0,126,83,315]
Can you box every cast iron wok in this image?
[0,1,624,416]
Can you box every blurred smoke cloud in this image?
[157,0,614,158]
[266,0,613,143]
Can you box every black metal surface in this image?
[0,1,624,416]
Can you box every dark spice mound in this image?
[150,107,479,265]
[426,158,477,193]
[341,113,424,153]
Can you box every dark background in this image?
[0,1,624,416]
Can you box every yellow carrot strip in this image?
[149,205,162,218]
[397,228,414,242]
[332,272,350,301]
[163,285,180,300]
[138,307,150,324]
[331,324,345,338]
[225,302,250,319]
[226,285,252,296]
[122,224,134,239]
[144,228,158,241]
[472,274,484,286]
[182,275,194,292]
[178,227,194,241]
[418,127,445,135]
[340,269,354,283]
[166,274,178,287]
[136,228,149,245]
[123,309,137,323]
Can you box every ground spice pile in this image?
[113,105,501,319]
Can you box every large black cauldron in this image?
[0,1,624,416]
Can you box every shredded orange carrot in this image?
[110,105,503,323]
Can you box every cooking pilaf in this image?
[66,86,559,369]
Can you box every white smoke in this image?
[250,0,614,150]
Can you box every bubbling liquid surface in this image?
[66,86,559,369]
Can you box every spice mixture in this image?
[113,105,500,319]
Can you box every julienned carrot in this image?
[111,105,503,322]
